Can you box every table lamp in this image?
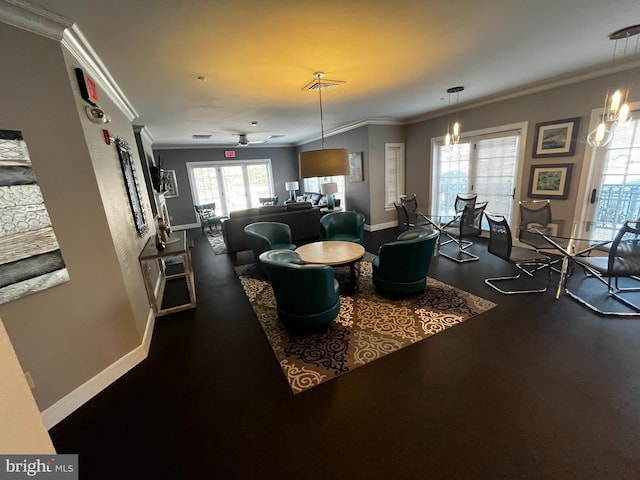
[285,181,299,201]
[320,182,338,209]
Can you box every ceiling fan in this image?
[236,133,271,147]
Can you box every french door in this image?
[432,124,525,225]
[187,160,274,215]
[575,108,640,240]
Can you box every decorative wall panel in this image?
[0,129,69,305]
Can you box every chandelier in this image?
[444,86,464,146]
[587,24,640,148]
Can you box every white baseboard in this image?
[367,221,398,232]
[42,309,155,429]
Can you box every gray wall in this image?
[0,22,151,411]
[406,67,640,224]
[156,146,298,227]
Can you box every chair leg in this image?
[484,260,551,294]
[438,233,478,263]
[565,266,640,316]
[564,288,640,316]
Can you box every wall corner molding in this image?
[0,0,70,40]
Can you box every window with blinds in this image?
[187,160,273,214]
[385,143,405,209]
[433,129,521,222]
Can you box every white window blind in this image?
[385,143,405,209]
[433,129,520,222]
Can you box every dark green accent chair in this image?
[244,222,297,273]
[372,227,439,298]
[259,250,341,333]
[320,211,365,244]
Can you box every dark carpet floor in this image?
[49,228,640,479]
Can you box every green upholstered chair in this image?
[372,227,439,298]
[259,250,341,332]
[320,211,365,244]
[244,222,297,273]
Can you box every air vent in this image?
[302,72,345,91]
[192,134,212,139]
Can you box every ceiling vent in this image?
[192,134,212,139]
[302,72,345,91]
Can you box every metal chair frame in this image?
[484,212,551,294]
[439,202,488,263]
[566,220,640,316]
[518,199,566,273]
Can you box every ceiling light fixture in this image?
[444,86,464,147]
[299,72,349,179]
[587,24,640,148]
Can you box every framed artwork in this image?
[163,169,179,198]
[532,117,580,157]
[528,163,573,199]
[116,138,148,236]
[0,129,70,305]
[349,152,363,182]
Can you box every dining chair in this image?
[566,220,640,316]
[518,199,568,272]
[439,202,488,262]
[399,195,430,230]
[439,194,477,231]
[394,201,429,232]
[484,212,551,294]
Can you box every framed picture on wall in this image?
[532,117,580,157]
[528,163,573,199]
[349,152,363,182]
[163,170,179,198]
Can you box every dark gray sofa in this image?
[221,202,321,254]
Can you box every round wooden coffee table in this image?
[295,241,365,291]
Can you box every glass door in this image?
[576,111,640,241]
[188,160,273,215]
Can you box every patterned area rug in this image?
[206,229,227,255]
[236,256,496,394]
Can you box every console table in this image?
[139,231,196,316]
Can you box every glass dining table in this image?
[414,211,458,257]
[521,221,621,299]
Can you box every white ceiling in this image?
[10,0,640,148]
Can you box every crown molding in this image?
[0,1,138,122]
[296,118,405,146]
[133,124,155,146]
[409,55,640,124]
[62,25,138,121]
[0,0,70,40]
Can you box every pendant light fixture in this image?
[299,72,349,178]
[587,24,640,148]
[444,86,464,147]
